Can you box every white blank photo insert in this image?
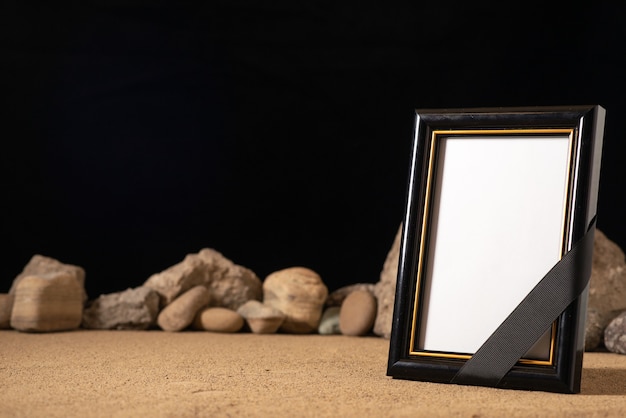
[418,135,571,355]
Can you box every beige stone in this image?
[339,290,378,336]
[246,317,284,334]
[0,293,13,329]
[325,283,376,307]
[236,300,285,334]
[143,248,262,310]
[263,267,328,334]
[157,285,211,332]
[589,229,626,311]
[10,272,84,332]
[373,225,402,338]
[192,307,244,333]
[10,254,87,303]
[82,286,160,330]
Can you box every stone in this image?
[263,267,328,334]
[585,308,609,351]
[143,248,262,310]
[373,225,402,338]
[604,310,626,354]
[157,285,211,332]
[318,306,341,335]
[0,293,12,329]
[325,283,376,307]
[9,254,87,303]
[246,317,284,335]
[236,300,285,334]
[192,307,244,333]
[586,229,626,350]
[82,286,160,330]
[339,290,378,336]
[10,272,84,332]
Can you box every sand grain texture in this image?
[1,330,625,417]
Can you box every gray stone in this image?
[143,248,262,310]
[373,225,402,338]
[586,229,626,350]
[318,306,341,335]
[585,308,608,351]
[604,310,626,354]
[157,285,211,332]
[82,286,160,330]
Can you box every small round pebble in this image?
[192,307,244,333]
[339,290,377,336]
[604,311,626,354]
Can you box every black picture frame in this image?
[387,106,606,393]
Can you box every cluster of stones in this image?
[0,249,378,338]
[2,226,626,354]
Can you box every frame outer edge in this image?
[588,105,605,225]
[387,111,423,373]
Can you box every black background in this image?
[2,2,625,298]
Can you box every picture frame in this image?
[387,106,606,393]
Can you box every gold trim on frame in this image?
[408,128,577,367]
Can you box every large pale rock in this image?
[8,255,86,333]
[9,254,87,303]
[82,286,160,330]
[586,229,626,350]
[10,272,84,332]
[0,294,12,329]
[143,248,262,310]
[236,300,285,334]
[263,267,328,334]
[373,225,402,338]
[157,285,211,332]
[373,225,626,347]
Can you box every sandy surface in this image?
[1,330,626,417]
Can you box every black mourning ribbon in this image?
[450,217,596,388]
